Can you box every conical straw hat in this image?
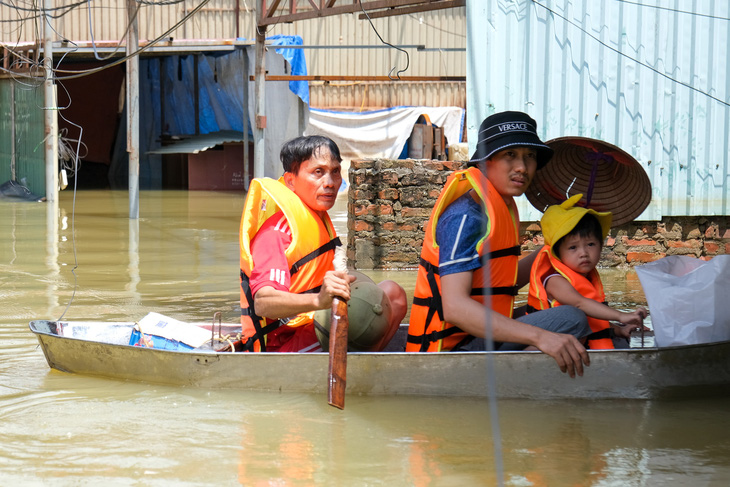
[525,136,652,227]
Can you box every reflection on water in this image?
[1,190,729,485]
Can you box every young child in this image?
[528,194,648,349]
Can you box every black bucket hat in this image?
[469,111,554,169]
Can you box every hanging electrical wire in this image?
[0,0,87,21]
[2,0,211,79]
[55,110,83,322]
[52,0,212,80]
[358,1,410,80]
[86,0,138,61]
[532,0,730,107]
[615,0,730,21]
[135,0,187,5]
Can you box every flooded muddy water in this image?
[1,190,729,485]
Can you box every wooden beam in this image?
[263,0,284,19]
[357,0,464,19]
[259,0,460,26]
[251,74,465,81]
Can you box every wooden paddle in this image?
[327,295,349,409]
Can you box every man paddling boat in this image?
[239,135,406,352]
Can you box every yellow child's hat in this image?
[540,193,612,247]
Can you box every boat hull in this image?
[29,320,730,400]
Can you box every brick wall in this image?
[348,158,730,270]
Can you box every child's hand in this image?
[613,307,650,338]
[617,308,647,328]
[611,323,633,339]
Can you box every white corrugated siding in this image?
[468,0,730,219]
[267,7,466,77]
[309,81,466,109]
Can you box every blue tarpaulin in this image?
[267,35,309,105]
[142,50,250,137]
[141,35,308,140]
[114,41,309,188]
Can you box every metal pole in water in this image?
[254,0,267,179]
[127,0,140,219]
[43,0,58,202]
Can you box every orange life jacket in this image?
[527,246,614,349]
[239,177,340,352]
[406,167,521,352]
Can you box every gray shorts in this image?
[455,306,591,352]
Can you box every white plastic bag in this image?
[635,255,730,347]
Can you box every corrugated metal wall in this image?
[1,2,465,108]
[0,81,12,183]
[309,81,466,110]
[267,7,466,77]
[0,78,46,195]
[468,0,730,219]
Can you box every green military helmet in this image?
[314,279,394,352]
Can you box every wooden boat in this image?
[29,319,730,400]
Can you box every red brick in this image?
[626,252,662,263]
[605,236,616,246]
[639,224,656,235]
[726,243,730,254]
[722,229,730,239]
[705,224,719,238]
[353,204,376,216]
[353,220,373,232]
[401,207,431,218]
[423,161,444,171]
[381,172,398,185]
[352,189,374,200]
[704,241,720,254]
[381,222,396,231]
[666,239,701,249]
[443,160,465,171]
[378,188,399,200]
[625,238,656,246]
[377,204,393,215]
[351,160,375,170]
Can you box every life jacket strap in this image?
[241,319,284,352]
[240,270,268,352]
[406,326,464,351]
[240,270,324,352]
[470,286,520,297]
[413,258,445,342]
[586,328,611,342]
[289,237,341,275]
[483,245,521,259]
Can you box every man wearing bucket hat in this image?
[407,111,593,378]
[528,194,648,349]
